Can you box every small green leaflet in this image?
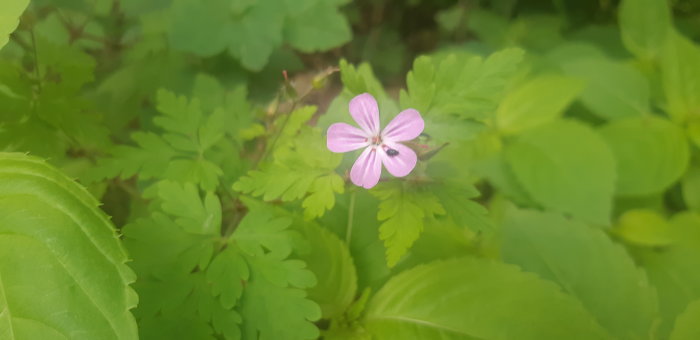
[370,182,446,267]
[0,0,29,50]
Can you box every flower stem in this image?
[346,191,356,246]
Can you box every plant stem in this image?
[346,191,356,246]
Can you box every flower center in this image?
[370,135,382,145]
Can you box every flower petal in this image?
[327,123,369,153]
[349,93,380,135]
[380,142,417,177]
[350,147,382,189]
[381,108,424,143]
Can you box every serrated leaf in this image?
[0,0,29,50]
[302,173,345,220]
[505,120,616,225]
[371,182,446,267]
[0,153,137,339]
[670,299,700,340]
[559,57,650,120]
[599,116,689,196]
[296,223,358,319]
[363,257,614,340]
[619,0,672,59]
[400,49,524,119]
[496,74,583,134]
[206,248,249,309]
[233,211,295,259]
[156,181,222,235]
[501,208,658,340]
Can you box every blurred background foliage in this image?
[2,0,700,339]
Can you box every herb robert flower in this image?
[326,93,425,189]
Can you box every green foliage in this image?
[0,0,29,50]
[0,153,137,339]
[505,120,616,225]
[363,258,614,339]
[670,299,700,340]
[599,116,689,196]
[371,182,446,267]
[168,0,350,71]
[618,0,672,60]
[496,74,583,134]
[502,208,658,340]
[400,49,525,120]
[660,32,700,120]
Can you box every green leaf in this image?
[501,208,658,340]
[284,1,351,52]
[505,120,616,225]
[559,58,650,120]
[496,74,583,134]
[0,153,137,339]
[371,182,446,267]
[363,257,614,340]
[599,116,689,196]
[636,212,700,338]
[660,32,700,120]
[155,181,222,235]
[682,167,700,213]
[613,209,673,247]
[618,0,672,59]
[0,0,29,50]
[296,223,357,319]
[168,0,230,57]
[302,173,345,220]
[670,299,700,340]
[400,49,525,119]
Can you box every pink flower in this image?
[327,93,425,189]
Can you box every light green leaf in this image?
[0,153,137,339]
[560,58,650,120]
[296,223,357,319]
[364,257,614,340]
[660,32,700,120]
[502,209,658,340]
[618,0,672,59]
[371,182,446,267]
[506,120,616,225]
[496,74,583,134]
[670,299,700,340]
[599,116,689,196]
[400,49,525,120]
[155,181,222,235]
[636,212,700,338]
[285,1,351,52]
[682,167,700,212]
[0,0,29,50]
[613,209,673,247]
[233,211,295,259]
[302,173,345,220]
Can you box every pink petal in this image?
[380,142,417,177]
[350,147,382,189]
[349,93,380,136]
[327,123,369,153]
[381,109,424,143]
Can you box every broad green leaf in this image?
[618,0,672,60]
[0,0,29,50]
[660,32,700,120]
[506,120,616,225]
[364,257,614,340]
[371,182,446,267]
[670,299,700,340]
[284,1,351,52]
[0,153,137,339]
[168,0,230,57]
[599,116,689,196]
[614,209,673,247]
[496,74,583,134]
[636,212,700,338]
[296,223,357,319]
[502,209,658,340]
[560,58,650,120]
